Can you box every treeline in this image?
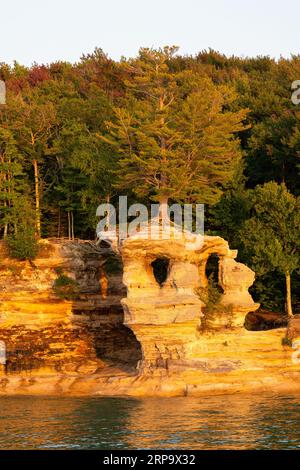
[0,47,299,311]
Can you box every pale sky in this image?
[0,0,299,66]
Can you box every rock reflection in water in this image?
[0,394,300,449]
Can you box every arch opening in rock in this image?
[94,324,143,370]
[151,257,170,286]
[205,253,223,293]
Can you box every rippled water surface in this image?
[0,394,300,449]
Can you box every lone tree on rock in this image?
[100,47,248,209]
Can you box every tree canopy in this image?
[0,47,299,312]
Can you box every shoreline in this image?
[1,359,300,398]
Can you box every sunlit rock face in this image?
[0,239,299,397]
[119,221,259,372]
[197,239,260,329]
[286,314,300,342]
[0,240,141,377]
[218,251,260,328]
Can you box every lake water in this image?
[0,394,300,449]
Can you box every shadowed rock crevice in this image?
[151,257,170,286]
[93,324,142,368]
[67,241,142,371]
[205,253,221,287]
[245,311,289,331]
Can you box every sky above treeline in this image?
[0,0,299,65]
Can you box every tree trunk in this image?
[285,272,293,317]
[67,211,71,240]
[159,196,169,223]
[57,207,61,238]
[3,200,7,238]
[159,93,168,220]
[33,159,41,238]
[6,157,11,237]
[71,211,74,240]
[105,194,110,226]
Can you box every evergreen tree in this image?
[240,182,300,316]
[0,127,30,237]
[101,47,248,208]
[2,90,56,237]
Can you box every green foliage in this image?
[1,47,300,311]
[210,182,300,312]
[241,182,300,277]
[282,337,293,347]
[0,127,30,234]
[240,182,300,314]
[6,227,38,261]
[4,192,38,261]
[196,275,233,330]
[196,274,223,314]
[249,272,286,311]
[53,273,79,300]
[101,47,248,204]
[208,181,253,250]
[103,256,122,275]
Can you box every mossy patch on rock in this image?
[53,273,80,300]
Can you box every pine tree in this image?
[100,47,248,209]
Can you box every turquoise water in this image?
[0,394,300,449]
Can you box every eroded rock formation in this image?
[0,237,299,398]
[0,240,141,376]
[119,222,259,372]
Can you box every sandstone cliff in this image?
[0,240,141,378]
[0,237,299,397]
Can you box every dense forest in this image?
[0,47,299,312]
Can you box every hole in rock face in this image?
[205,253,223,292]
[151,257,170,286]
[98,239,112,249]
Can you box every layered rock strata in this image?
[0,240,141,377]
[120,223,259,372]
[0,237,298,397]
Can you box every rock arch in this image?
[118,225,259,372]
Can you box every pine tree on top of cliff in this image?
[240,182,300,317]
[98,46,249,206]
